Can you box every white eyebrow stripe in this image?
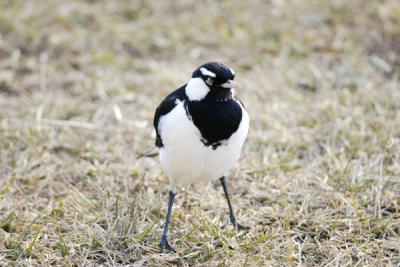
[200,67,216,77]
[230,68,235,76]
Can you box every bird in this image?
[153,62,249,253]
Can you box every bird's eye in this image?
[206,77,214,85]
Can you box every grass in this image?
[0,0,399,265]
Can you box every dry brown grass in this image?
[1,0,400,265]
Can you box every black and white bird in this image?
[153,62,249,253]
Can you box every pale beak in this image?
[221,80,240,89]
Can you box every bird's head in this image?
[192,62,238,90]
[186,62,238,101]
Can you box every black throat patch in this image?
[187,90,242,150]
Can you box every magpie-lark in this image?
[153,62,249,253]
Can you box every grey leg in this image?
[220,176,249,230]
[160,191,177,253]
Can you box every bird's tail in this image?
[137,147,159,159]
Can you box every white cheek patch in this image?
[185,77,210,101]
[230,68,235,76]
[200,67,216,78]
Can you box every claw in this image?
[160,235,176,253]
[234,222,250,230]
[231,216,250,230]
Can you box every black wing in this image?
[153,85,188,147]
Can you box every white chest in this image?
[158,100,249,187]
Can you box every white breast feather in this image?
[158,100,205,187]
[158,99,249,190]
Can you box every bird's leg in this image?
[220,176,249,230]
[160,191,177,253]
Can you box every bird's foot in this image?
[231,216,250,230]
[160,235,176,253]
[233,221,250,230]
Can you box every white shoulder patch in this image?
[185,77,210,101]
[200,67,216,77]
[230,68,235,76]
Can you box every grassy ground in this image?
[1,0,400,265]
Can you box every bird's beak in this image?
[221,80,240,89]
